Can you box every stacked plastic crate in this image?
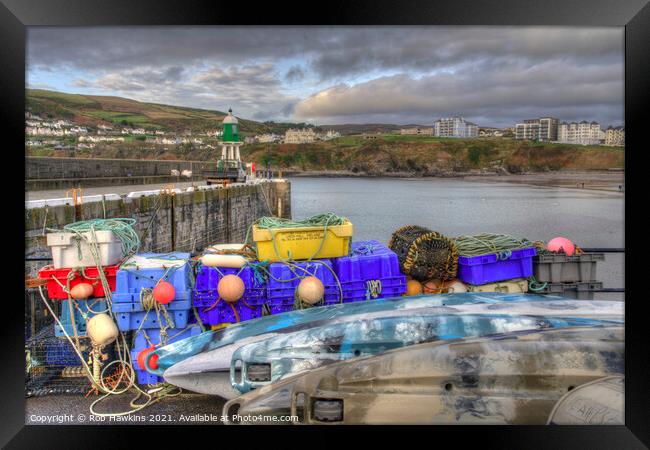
[267,259,340,313]
[193,264,266,328]
[112,252,196,385]
[38,230,121,338]
[332,240,407,302]
[530,252,605,299]
[457,247,537,293]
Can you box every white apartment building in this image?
[515,117,558,141]
[558,121,603,145]
[604,126,625,147]
[433,117,478,138]
[400,127,434,136]
[284,128,317,144]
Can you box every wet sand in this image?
[464,170,624,192]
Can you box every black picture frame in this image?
[2,0,648,446]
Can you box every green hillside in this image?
[241,136,624,175]
[25,89,296,134]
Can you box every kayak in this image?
[147,292,561,376]
[223,325,624,425]
[229,314,621,394]
[158,297,622,398]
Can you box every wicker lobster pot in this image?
[388,225,458,282]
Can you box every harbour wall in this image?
[25,180,291,278]
[26,156,221,190]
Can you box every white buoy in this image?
[87,313,119,348]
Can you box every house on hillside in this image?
[284,128,317,144]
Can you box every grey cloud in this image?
[73,62,298,120]
[28,27,622,79]
[284,65,305,82]
[294,59,623,127]
[27,26,623,125]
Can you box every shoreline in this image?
[282,169,625,192]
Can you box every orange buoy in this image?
[217,274,245,304]
[547,237,576,256]
[297,276,325,305]
[404,279,423,296]
[153,280,175,305]
[137,346,159,370]
[422,279,442,294]
[137,346,155,370]
[69,282,94,300]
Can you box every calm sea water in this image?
[289,177,624,299]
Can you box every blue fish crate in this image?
[113,252,192,303]
[112,298,191,331]
[193,292,263,326]
[55,298,108,338]
[268,304,294,315]
[338,276,408,303]
[333,240,407,302]
[194,265,266,307]
[130,325,202,385]
[457,247,537,285]
[267,259,341,306]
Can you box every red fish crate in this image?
[37,264,119,300]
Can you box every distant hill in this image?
[26,89,434,136]
[320,123,429,135]
[25,89,306,135]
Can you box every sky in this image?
[26,26,624,128]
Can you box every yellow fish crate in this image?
[253,220,353,262]
[466,278,529,293]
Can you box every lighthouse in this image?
[203,107,247,184]
[220,108,242,161]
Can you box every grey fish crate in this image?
[533,253,605,283]
[536,281,603,300]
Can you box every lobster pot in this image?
[388,225,458,282]
[25,326,116,397]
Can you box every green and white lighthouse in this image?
[220,108,242,161]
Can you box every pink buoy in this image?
[546,237,575,256]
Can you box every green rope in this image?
[453,233,533,258]
[528,275,548,292]
[62,218,140,258]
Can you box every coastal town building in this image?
[321,130,341,140]
[400,127,433,136]
[79,135,125,143]
[515,117,558,141]
[256,133,281,143]
[558,121,603,145]
[284,128,317,144]
[433,117,478,138]
[479,127,504,137]
[604,126,625,147]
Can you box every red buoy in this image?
[137,346,156,370]
[153,280,175,304]
[546,237,576,256]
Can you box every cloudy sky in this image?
[27,26,624,127]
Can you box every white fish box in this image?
[46,230,123,269]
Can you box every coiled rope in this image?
[62,218,140,259]
[453,233,533,258]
